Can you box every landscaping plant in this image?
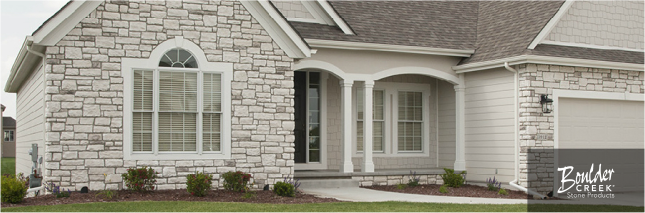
[282,175,301,191]
[96,190,118,200]
[186,171,213,197]
[222,171,251,192]
[396,183,408,190]
[498,188,509,195]
[44,182,71,198]
[273,181,295,197]
[407,171,420,187]
[486,176,501,191]
[440,168,465,188]
[1,173,28,203]
[439,185,449,194]
[122,167,158,192]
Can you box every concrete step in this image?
[298,179,359,189]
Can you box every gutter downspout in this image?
[504,62,547,200]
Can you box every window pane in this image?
[373,121,383,151]
[309,150,320,162]
[374,90,384,120]
[159,48,199,68]
[357,88,363,120]
[203,73,221,112]
[158,112,197,152]
[398,91,423,151]
[159,72,198,111]
[203,113,221,152]
[133,70,153,111]
[133,112,152,152]
[357,121,363,151]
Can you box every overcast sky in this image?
[1,0,68,118]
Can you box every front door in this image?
[294,71,321,164]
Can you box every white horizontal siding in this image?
[464,68,515,183]
[15,65,45,176]
[438,80,455,168]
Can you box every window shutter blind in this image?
[203,73,222,152]
[133,70,153,152]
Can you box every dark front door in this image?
[294,72,307,163]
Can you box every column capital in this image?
[363,80,375,87]
[340,80,353,88]
[454,84,466,92]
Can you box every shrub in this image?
[282,175,301,192]
[186,171,213,197]
[407,171,420,187]
[122,167,158,192]
[222,171,251,192]
[96,190,117,200]
[498,188,508,195]
[273,181,295,197]
[396,183,408,190]
[1,173,28,203]
[45,182,71,198]
[439,185,449,194]
[486,176,501,191]
[440,168,465,188]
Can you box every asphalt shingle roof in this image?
[291,1,479,50]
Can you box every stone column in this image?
[454,76,466,171]
[340,80,354,173]
[362,80,375,172]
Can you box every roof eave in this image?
[32,1,102,45]
[5,37,34,93]
[306,39,474,57]
[453,55,644,73]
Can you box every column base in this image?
[340,162,354,173]
[453,160,466,171]
[361,162,374,173]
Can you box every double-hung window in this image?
[355,82,430,156]
[125,39,231,160]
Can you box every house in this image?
[4,0,643,196]
[3,117,17,158]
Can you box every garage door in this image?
[559,98,644,149]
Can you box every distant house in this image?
[3,117,16,158]
[3,0,643,197]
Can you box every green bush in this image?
[122,167,158,192]
[273,181,295,197]
[396,183,408,190]
[186,171,213,197]
[407,171,420,187]
[440,168,465,188]
[1,173,28,203]
[222,171,251,192]
[439,185,449,194]
[498,188,508,195]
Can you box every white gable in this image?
[544,1,644,51]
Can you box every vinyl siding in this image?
[15,64,45,176]
[464,68,515,182]
[437,80,455,168]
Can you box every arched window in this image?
[123,37,232,160]
[158,48,198,68]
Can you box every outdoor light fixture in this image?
[540,94,553,113]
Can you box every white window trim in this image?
[353,82,432,158]
[123,37,233,160]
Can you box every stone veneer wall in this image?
[43,0,294,191]
[353,174,443,187]
[517,64,644,194]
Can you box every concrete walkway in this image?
[302,187,644,206]
[302,187,527,204]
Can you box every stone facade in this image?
[517,64,644,194]
[43,0,294,191]
[353,174,443,187]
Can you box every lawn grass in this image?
[1,157,15,176]
[2,201,643,212]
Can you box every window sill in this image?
[124,152,230,161]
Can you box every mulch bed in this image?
[364,184,533,199]
[1,189,341,208]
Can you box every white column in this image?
[362,81,375,172]
[340,80,354,173]
[453,78,466,171]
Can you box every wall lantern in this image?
[540,94,553,113]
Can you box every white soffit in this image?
[306,39,474,57]
[527,0,574,50]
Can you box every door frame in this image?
[295,71,328,170]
